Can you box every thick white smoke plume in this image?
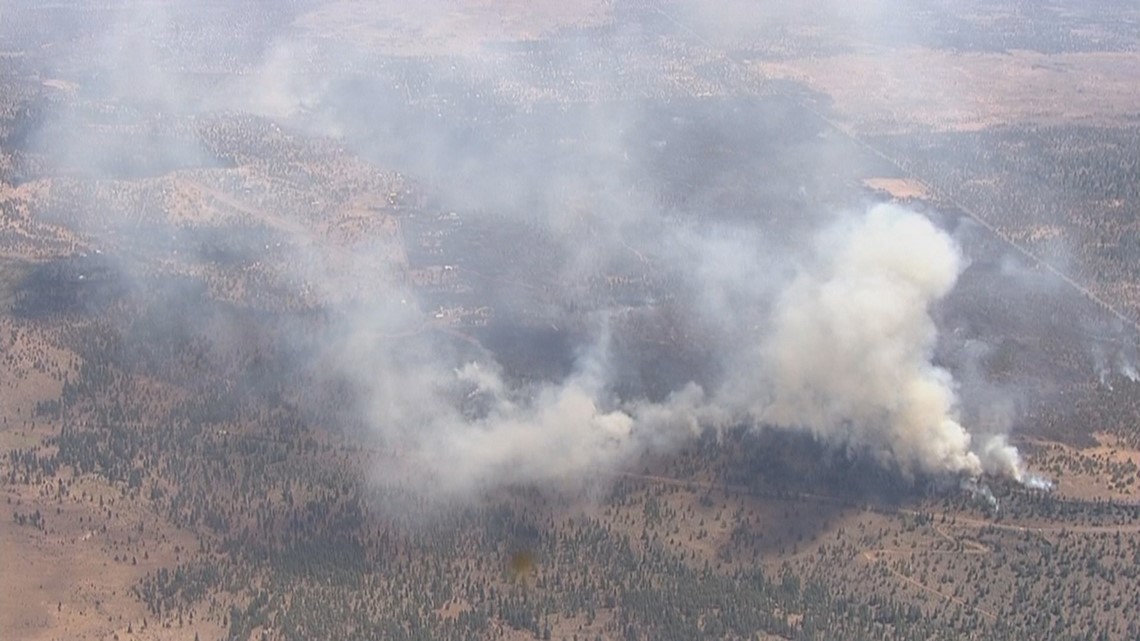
[747,205,1019,478]
[349,204,1030,498]
[413,366,643,493]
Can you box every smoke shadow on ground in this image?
[715,428,932,507]
[10,103,235,185]
[7,254,127,319]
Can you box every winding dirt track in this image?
[859,547,998,620]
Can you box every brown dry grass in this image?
[750,49,1140,134]
[0,322,218,640]
[0,319,72,430]
[1,473,219,641]
[295,0,614,57]
[1011,435,1140,501]
[0,180,87,261]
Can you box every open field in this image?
[751,50,1140,134]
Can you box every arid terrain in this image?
[3,1,1140,640]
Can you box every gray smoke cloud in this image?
[5,0,1056,504]
[324,202,1028,499]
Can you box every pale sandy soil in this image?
[862,177,931,200]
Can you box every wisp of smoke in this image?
[1092,344,1114,389]
[1090,342,1140,389]
[1117,351,1139,383]
[1020,474,1055,491]
[960,477,1000,512]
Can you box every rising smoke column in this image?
[747,203,1021,478]
[344,204,1030,500]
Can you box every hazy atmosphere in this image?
[3,1,1140,640]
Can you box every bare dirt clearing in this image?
[862,177,931,200]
